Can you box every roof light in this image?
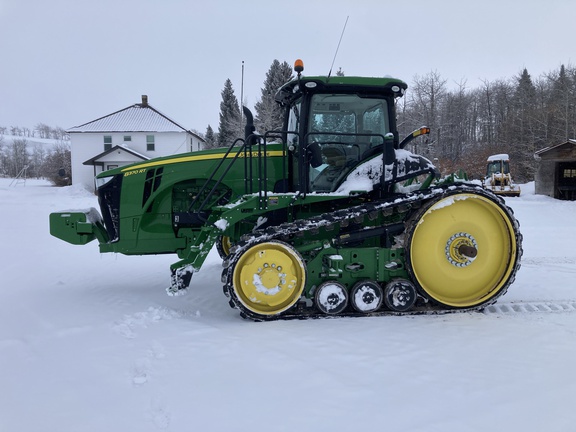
[294,59,304,74]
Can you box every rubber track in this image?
[222,184,523,322]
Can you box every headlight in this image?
[95,175,115,189]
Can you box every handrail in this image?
[187,132,289,219]
[187,138,246,218]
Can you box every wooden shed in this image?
[534,139,576,200]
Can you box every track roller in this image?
[383,279,417,312]
[315,281,348,314]
[350,280,383,313]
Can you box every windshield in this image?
[307,94,390,192]
[487,160,510,177]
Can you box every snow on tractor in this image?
[483,154,521,197]
[49,60,522,320]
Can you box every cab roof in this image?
[275,75,408,105]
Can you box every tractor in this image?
[483,154,521,197]
[50,60,522,320]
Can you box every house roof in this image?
[67,96,205,141]
[535,139,576,160]
[83,145,150,165]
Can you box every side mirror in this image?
[399,126,430,149]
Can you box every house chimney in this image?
[141,95,148,107]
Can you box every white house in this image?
[67,95,205,190]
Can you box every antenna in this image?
[240,60,245,132]
[328,16,349,78]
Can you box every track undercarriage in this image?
[222,184,523,321]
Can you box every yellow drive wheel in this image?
[232,241,306,317]
[216,235,233,258]
[408,191,519,308]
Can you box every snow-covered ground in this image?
[0,133,65,150]
[2,178,576,431]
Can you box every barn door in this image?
[557,162,576,200]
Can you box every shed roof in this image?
[67,96,204,141]
[534,139,576,160]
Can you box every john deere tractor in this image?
[50,61,522,320]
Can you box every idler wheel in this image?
[231,240,306,317]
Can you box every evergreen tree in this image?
[254,60,293,133]
[508,68,538,180]
[547,64,576,142]
[217,79,242,147]
[204,125,217,149]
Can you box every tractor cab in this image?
[274,62,407,194]
[293,93,391,193]
[486,157,511,178]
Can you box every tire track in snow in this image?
[484,301,576,314]
[521,257,576,273]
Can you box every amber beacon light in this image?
[294,59,304,74]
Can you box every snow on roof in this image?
[487,154,509,161]
[66,97,202,140]
[82,145,150,165]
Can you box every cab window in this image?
[307,94,389,192]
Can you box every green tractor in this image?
[50,61,522,320]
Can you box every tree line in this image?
[398,64,576,181]
[4,61,574,185]
[0,122,71,184]
[0,123,69,141]
[211,61,576,182]
[0,134,71,185]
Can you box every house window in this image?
[123,135,132,142]
[104,135,112,151]
[147,135,155,151]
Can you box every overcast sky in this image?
[1,0,574,135]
